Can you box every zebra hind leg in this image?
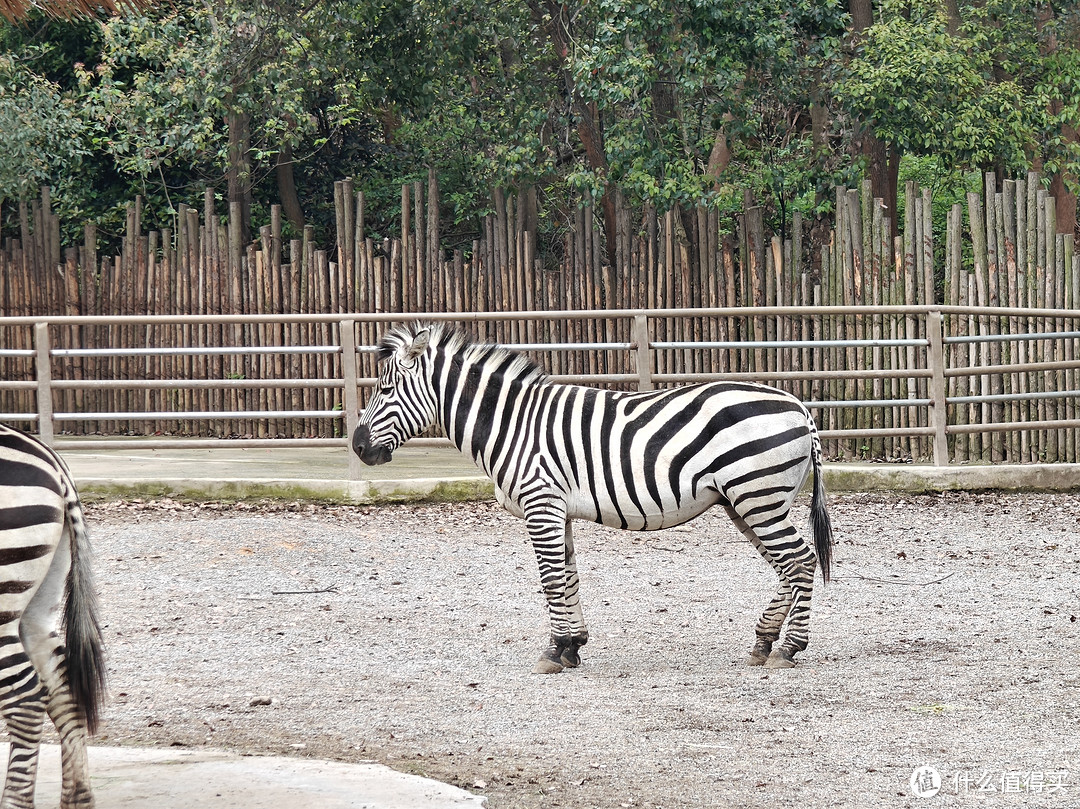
[0,535,60,808]
[747,581,792,666]
[760,557,816,670]
[22,546,96,809]
[0,631,47,809]
[723,505,816,669]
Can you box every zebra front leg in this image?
[555,520,588,668]
[525,506,587,674]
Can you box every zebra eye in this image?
[379,385,394,396]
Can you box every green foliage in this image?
[897,153,981,281]
[1037,37,1080,194]
[837,0,1076,179]
[0,53,89,204]
[0,14,102,88]
[567,0,849,210]
[390,0,560,232]
[0,0,1078,257]
[75,11,216,182]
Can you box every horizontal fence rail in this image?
[0,307,1079,474]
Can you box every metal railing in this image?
[1,306,1079,474]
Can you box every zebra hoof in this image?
[533,657,564,674]
[747,650,769,667]
[747,639,773,666]
[559,647,581,668]
[763,648,797,669]
[559,636,586,668]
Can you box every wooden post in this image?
[927,310,949,466]
[632,313,653,391]
[34,322,53,445]
[341,318,362,480]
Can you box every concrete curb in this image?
[78,476,497,505]
[76,463,1080,504]
[25,743,485,808]
[824,463,1080,493]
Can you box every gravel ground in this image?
[68,492,1080,808]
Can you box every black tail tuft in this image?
[809,431,834,583]
[62,478,106,735]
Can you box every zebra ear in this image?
[404,328,430,360]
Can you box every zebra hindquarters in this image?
[715,432,823,669]
[0,513,62,809]
[0,502,101,809]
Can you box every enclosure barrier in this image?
[1,306,1079,477]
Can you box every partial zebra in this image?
[353,323,833,672]
[0,424,105,809]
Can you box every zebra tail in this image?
[810,429,834,584]
[61,475,107,735]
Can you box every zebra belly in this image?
[567,487,724,531]
[493,486,527,519]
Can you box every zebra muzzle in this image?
[351,424,393,465]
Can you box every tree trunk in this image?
[226,110,253,245]
[1048,124,1079,237]
[808,100,832,280]
[530,0,617,265]
[850,0,899,239]
[942,0,961,35]
[849,0,872,33]
[863,137,900,234]
[646,41,702,273]
[705,127,732,185]
[575,99,618,265]
[1039,5,1078,236]
[276,143,305,233]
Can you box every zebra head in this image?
[352,324,439,466]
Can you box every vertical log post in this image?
[34,322,53,445]
[632,313,653,392]
[340,318,362,480]
[927,310,949,466]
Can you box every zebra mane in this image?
[377,322,546,382]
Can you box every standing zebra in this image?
[0,424,105,809]
[353,323,833,672]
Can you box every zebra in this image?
[352,323,833,672]
[0,424,105,809]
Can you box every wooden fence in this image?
[0,171,1078,462]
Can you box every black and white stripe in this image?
[353,323,833,672]
[0,425,105,808]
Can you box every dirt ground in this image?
[74,492,1080,808]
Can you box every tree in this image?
[0,0,146,22]
[74,0,368,240]
[850,0,897,236]
[0,53,88,205]
[838,0,1080,235]
[555,0,847,259]
[1037,3,1080,235]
